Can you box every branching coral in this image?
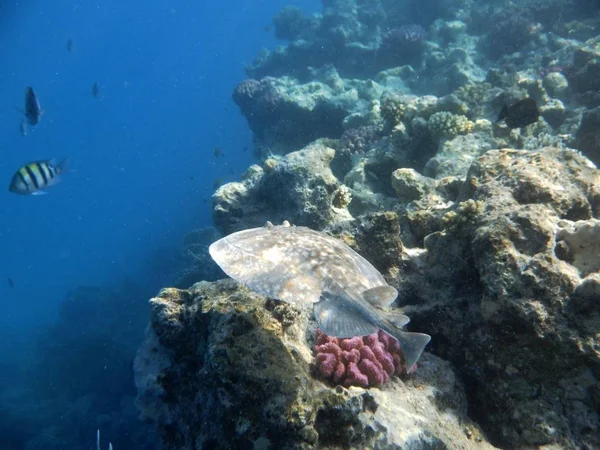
[427,111,474,138]
[454,82,493,118]
[442,199,484,231]
[313,329,406,388]
[332,185,352,208]
[339,125,380,155]
[380,91,407,129]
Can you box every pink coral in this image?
[313,329,407,388]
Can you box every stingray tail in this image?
[385,327,431,374]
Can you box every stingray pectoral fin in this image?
[362,286,398,307]
[313,296,378,338]
[388,329,431,374]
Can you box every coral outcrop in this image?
[203,147,600,449]
[212,142,350,235]
[399,148,600,448]
[135,280,497,450]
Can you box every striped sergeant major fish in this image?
[9,158,68,195]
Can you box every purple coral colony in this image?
[135,0,600,449]
[314,329,407,388]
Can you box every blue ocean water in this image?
[0,1,318,448]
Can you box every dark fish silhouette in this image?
[8,278,14,289]
[92,82,99,98]
[67,38,73,52]
[17,87,43,136]
[497,98,539,129]
[214,146,222,157]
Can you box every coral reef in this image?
[314,329,404,388]
[139,1,600,448]
[204,145,600,449]
[272,6,315,41]
[212,142,350,235]
[135,280,497,449]
[427,111,473,138]
[400,148,600,448]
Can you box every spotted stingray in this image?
[209,221,431,372]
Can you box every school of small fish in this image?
[210,221,431,372]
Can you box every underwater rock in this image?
[401,148,600,449]
[135,280,498,450]
[542,72,569,98]
[566,37,600,94]
[391,168,436,203]
[212,143,350,235]
[424,127,495,179]
[575,105,600,166]
[272,6,315,41]
[233,75,372,156]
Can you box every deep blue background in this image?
[0,0,320,447]
[0,0,318,341]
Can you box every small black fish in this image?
[8,278,14,289]
[67,38,73,52]
[496,98,539,129]
[214,146,222,157]
[17,87,43,136]
[92,82,99,98]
